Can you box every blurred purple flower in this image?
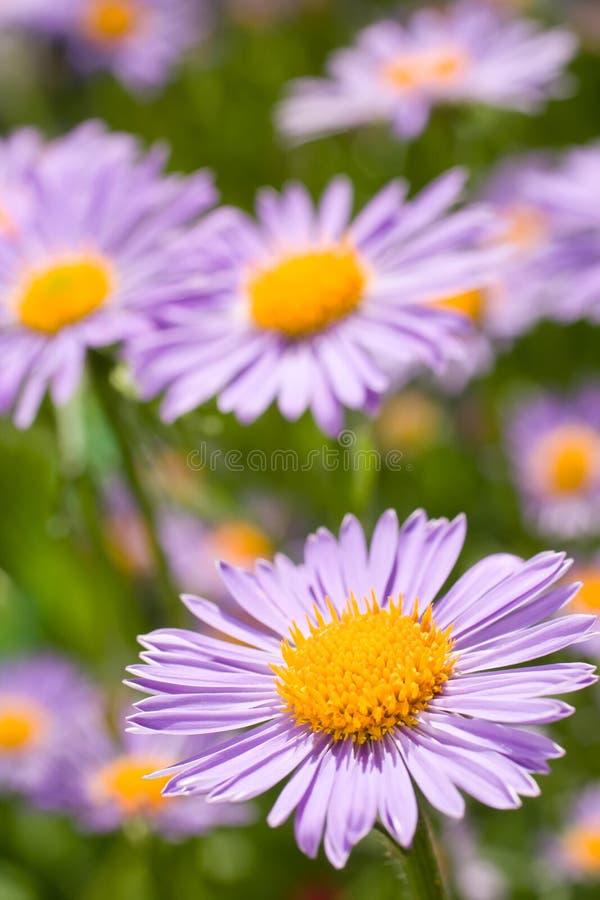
[552,784,600,879]
[162,514,273,599]
[62,0,210,94]
[128,508,596,868]
[0,654,101,798]
[522,143,600,324]
[102,479,274,595]
[474,154,568,340]
[0,121,216,428]
[43,723,254,838]
[127,170,497,435]
[506,386,600,539]
[445,821,507,900]
[277,1,576,143]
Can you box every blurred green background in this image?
[0,1,599,898]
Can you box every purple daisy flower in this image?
[42,721,253,838]
[277,1,576,143]
[0,120,216,429]
[59,0,209,94]
[127,169,496,436]
[0,654,101,798]
[552,784,600,879]
[474,154,569,340]
[128,508,596,869]
[522,143,600,323]
[506,386,600,539]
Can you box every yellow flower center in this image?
[536,425,600,495]
[376,391,443,452]
[0,205,15,237]
[0,699,48,752]
[17,257,113,334]
[104,511,152,576]
[502,204,547,251]
[247,245,366,338]
[273,594,455,744]
[431,289,484,321]
[91,754,171,816]
[383,48,469,92]
[563,826,600,873]
[571,567,600,614]
[210,522,272,567]
[84,0,140,42]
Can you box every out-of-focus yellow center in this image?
[92,754,171,816]
[376,391,443,452]
[84,0,140,42]
[18,257,112,334]
[104,511,152,576]
[563,826,600,873]
[0,205,15,237]
[273,594,455,744]
[536,426,600,495]
[502,205,547,251]
[571,567,600,614]
[383,48,469,91]
[211,522,272,567]
[247,246,366,338]
[0,700,47,752]
[431,289,484,321]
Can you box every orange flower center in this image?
[0,205,15,237]
[502,204,547,251]
[571,568,600,614]
[383,48,469,92]
[17,257,113,334]
[376,391,443,452]
[91,754,172,816]
[563,826,600,873]
[0,699,48,752]
[211,522,272,567]
[247,245,366,338]
[84,0,140,42]
[535,425,600,496]
[274,594,455,744]
[431,289,484,321]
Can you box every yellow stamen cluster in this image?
[84,0,140,42]
[383,48,468,91]
[0,700,47,752]
[18,257,113,334]
[432,289,484,321]
[273,593,456,744]
[536,425,600,495]
[248,246,366,338]
[562,826,600,873]
[91,754,171,816]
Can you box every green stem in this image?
[376,807,448,900]
[89,353,181,625]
